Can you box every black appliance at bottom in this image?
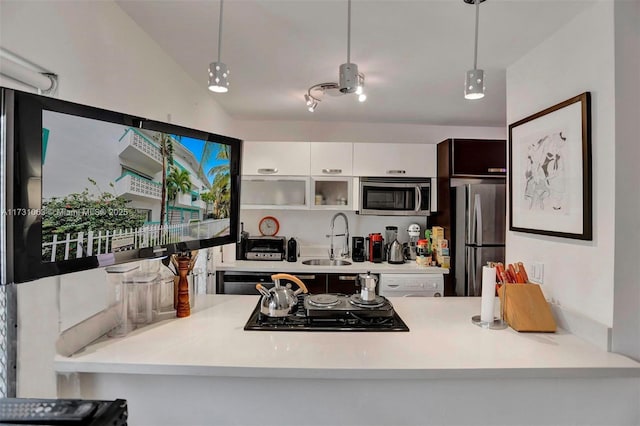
[244,294,409,332]
[0,398,127,425]
[286,238,298,262]
[351,236,365,262]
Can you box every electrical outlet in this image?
[530,263,544,284]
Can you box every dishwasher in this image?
[216,271,276,295]
[378,274,444,297]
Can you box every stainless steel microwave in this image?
[359,177,431,216]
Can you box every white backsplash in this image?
[239,209,430,252]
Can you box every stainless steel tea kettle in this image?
[255,273,308,317]
[387,239,405,264]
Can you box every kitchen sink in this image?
[301,259,352,266]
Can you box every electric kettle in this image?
[387,239,405,264]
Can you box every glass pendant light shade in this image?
[464,69,485,100]
[208,61,229,93]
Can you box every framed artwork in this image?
[508,92,592,240]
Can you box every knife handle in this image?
[517,262,529,283]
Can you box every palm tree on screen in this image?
[167,166,194,222]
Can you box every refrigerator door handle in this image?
[474,193,483,244]
[467,247,476,296]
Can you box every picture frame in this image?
[508,92,592,240]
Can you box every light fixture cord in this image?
[217,0,224,63]
[347,0,351,64]
[473,0,480,70]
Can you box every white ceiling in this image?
[115,0,593,128]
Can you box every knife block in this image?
[498,284,557,332]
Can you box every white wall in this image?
[0,1,232,135]
[240,209,430,254]
[232,119,505,144]
[506,2,615,327]
[612,0,640,360]
[0,0,234,397]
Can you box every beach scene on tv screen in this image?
[41,110,231,262]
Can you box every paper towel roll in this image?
[480,266,496,323]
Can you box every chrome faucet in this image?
[327,212,349,260]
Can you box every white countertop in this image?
[55,295,640,380]
[216,257,449,274]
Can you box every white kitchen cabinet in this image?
[240,176,309,210]
[310,176,354,210]
[352,143,436,177]
[310,142,353,176]
[242,141,310,176]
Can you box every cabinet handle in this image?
[487,168,506,173]
[257,168,278,174]
[338,275,357,281]
[386,169,406,175]
[294,275,316,280]
[322,168,342,174]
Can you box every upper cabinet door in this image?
[310,142,353,176]
[450,139,506,177]
[242,141,310,176]
[352,143,436,177]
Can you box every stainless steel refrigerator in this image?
[454,181,506,297]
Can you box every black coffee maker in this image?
[286,237,299,262]
[352,236,365,262]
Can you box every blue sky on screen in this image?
[177,136,227,185]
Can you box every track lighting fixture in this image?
[303,0,366,112]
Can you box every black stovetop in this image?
[243,294,410,332]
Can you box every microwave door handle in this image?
[415,185,422,212]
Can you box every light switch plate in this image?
[530,263,544,284]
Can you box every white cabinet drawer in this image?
[379,274,444,297]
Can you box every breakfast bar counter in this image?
[54,295,640,426]
[55,295,639,379]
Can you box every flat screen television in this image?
[1,87,242,283]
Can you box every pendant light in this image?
[303,0,366,111]
[208,0,229,93]
[339,0,362,97]
[464,0,485,100]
